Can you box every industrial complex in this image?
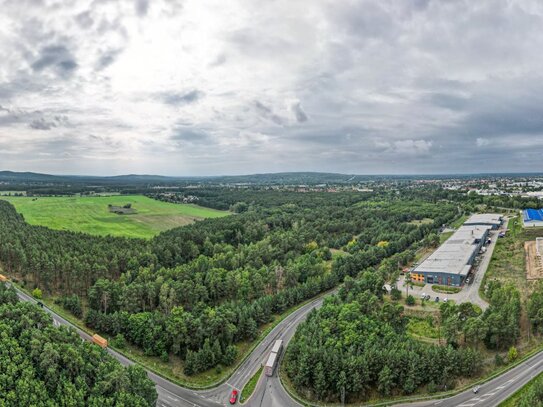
[411,214,503,286]
[523,209,543,227]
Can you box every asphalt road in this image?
[12,245,543,407]
[12,283,325,407]
[400,349,543,407]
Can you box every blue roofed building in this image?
[523,209,543,228]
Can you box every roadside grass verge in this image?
[499,370,543,406]
[240,366,263,403]
[440,231,454,244]
[280,339,543,407]
[12,277,333,389]
[451,214,469,229]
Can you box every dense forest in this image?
[0,282,157,406]
[285,274,523,403]
[0,191,458,374]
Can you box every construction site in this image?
[526,237,543,280]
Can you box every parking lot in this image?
[398,219,509,310]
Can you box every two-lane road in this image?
[13,282,543,407]
[401,349,543,407]
[12,283,326,407]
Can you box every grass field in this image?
[0,195,229,239]
[481,216,543,301]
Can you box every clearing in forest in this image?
[0,195,229,239]
[526,240,543,280]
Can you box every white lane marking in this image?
[158,386,205,407]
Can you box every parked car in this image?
[443,298,448,303]
[37,301,44,308]
[229,389,238,404]
[473,385,480,394]
[435,297,440,303]
[425,294,431,300]
[420,292,427,299]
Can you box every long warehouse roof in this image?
[464,213,502,226]
[413,225,490,276]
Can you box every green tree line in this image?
[0,282,157,406]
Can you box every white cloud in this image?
[0,0,543,175]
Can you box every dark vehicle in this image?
[435,296,440,303]
[37,301,44,308]
[229,389,238,404]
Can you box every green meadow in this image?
[0,195,229,239]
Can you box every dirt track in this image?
[525,240,543,280]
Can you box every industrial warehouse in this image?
[410,214,503,286]
[523,208,543,227]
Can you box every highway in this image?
[12,283,323,407]
[400,349,543,407]
[12,281,543,407]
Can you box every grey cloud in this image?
[426,93,470,111]
[171,126,211,143]
[135,0,149,16]
[76,11,94,29]
[31,45,78,78]
[96,49,123,70]
[29,115,69,131]
[160,90,204,105]
[254,101,285,126]
[290,102,308,123]
[209,54,227,67]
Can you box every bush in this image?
[406,295,415,306]
[111,333,127,349]
[32,288,42,299]
[495,354,504,366]
[391,288,402,301]
[508,346,518,363]
[427,381,438,394]
[160,351,169,363]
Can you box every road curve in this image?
[398,349,543,407]
[12,283,327,407]
[14,283,543,407]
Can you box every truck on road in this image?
[92,334,108,348]
[265,339,283,376]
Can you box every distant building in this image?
[464,213,503,229]
[411,214,502,286]
[523,209,543,228]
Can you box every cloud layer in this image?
[1,0,543,175]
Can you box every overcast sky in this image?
[1,0,543,176]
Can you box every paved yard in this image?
[399,218,509,311]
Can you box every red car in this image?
[229,389,238,404]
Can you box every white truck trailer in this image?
[265,340,283,376]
